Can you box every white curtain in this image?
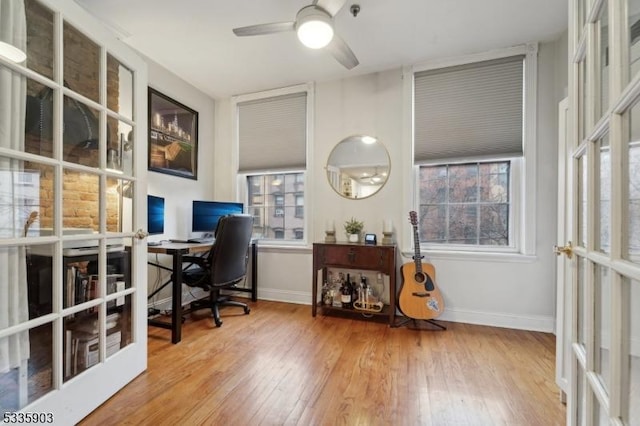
[0,0,30,374]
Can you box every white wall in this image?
[145,35,569,331]
[209,36,569,332]
[146,59,216,238]
[145,58,216,307]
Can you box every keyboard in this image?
[186,237,215,244]
[169,238,214,244]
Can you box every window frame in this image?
[243,170,306,242]
[232,83,313,247]
[416,157,522,253]
[406,43,537,257]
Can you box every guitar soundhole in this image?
[415,272,436,291]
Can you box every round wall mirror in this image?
[326,135,390,199]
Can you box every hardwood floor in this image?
[80,300,566,425]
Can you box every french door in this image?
[556,97,572,402]
[0,0,148,423]
[565,0,640,424]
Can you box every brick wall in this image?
[23,0,122,232]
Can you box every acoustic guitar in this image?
[398,211,445,320]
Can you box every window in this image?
[412,46,536,253]
[419,161,511,246]
[234,84,311,243]
[274,194,284,217]
[247,172,305,239]
[295,194,304,218]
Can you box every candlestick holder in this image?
[382,231,393,245]
[325,230,336,243]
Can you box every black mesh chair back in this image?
[207,214,254,287]
[181,213,254,327]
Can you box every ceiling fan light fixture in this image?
[0,41,26,63]
[361,136,377,144]
[296,6,334,49]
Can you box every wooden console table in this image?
[312,242,396,326]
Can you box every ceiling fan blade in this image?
[326,34,359,70]
[232,21,295,37]
[312,0,347,16]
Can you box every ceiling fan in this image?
[359,167,387,184]
[232,0,359,70]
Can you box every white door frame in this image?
[555,96,571,402]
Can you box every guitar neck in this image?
[412,224,422,273]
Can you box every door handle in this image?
[135,228,148,240]
[553,241,573,259]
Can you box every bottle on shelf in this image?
[350,274,357,307]
[360,274,368,304]
[322,279,332,305]
[341,274,352,309]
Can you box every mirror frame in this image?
[325,135,391,200]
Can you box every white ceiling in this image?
[75,0,568,99]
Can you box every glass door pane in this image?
[626,100,640,263]
[622,277,640,425]
[629,0,640,78]
[597,134,610,253]
[578,154,588,248]
[577,256,588,349]
[63,22,100,103]
[599,1,609,119]
[594,265,610,394]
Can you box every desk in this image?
[147,241,258,343]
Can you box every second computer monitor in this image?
[147,195,165,235]
[192,200,244,234]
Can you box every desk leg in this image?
[251,242,257,302]
[171,252,183,344]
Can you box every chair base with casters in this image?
[180,214,255,328]
[186,287,250,327]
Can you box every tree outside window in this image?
[419,161,510,247]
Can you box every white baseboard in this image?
[148,287,555,333]
[257,289,555,333]
[435,308,555,333]
[258,287,311,305]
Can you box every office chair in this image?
[181,214,253,327]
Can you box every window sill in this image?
[255,240,312,254]
[401,248,538,263]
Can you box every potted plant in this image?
[344,217,364,242]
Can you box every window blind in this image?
[238,92,307,172]
[414,55,524,163]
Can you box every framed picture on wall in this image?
[148,87,198,179]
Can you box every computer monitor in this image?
[192,200,243,234]
[147,195,165,235]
